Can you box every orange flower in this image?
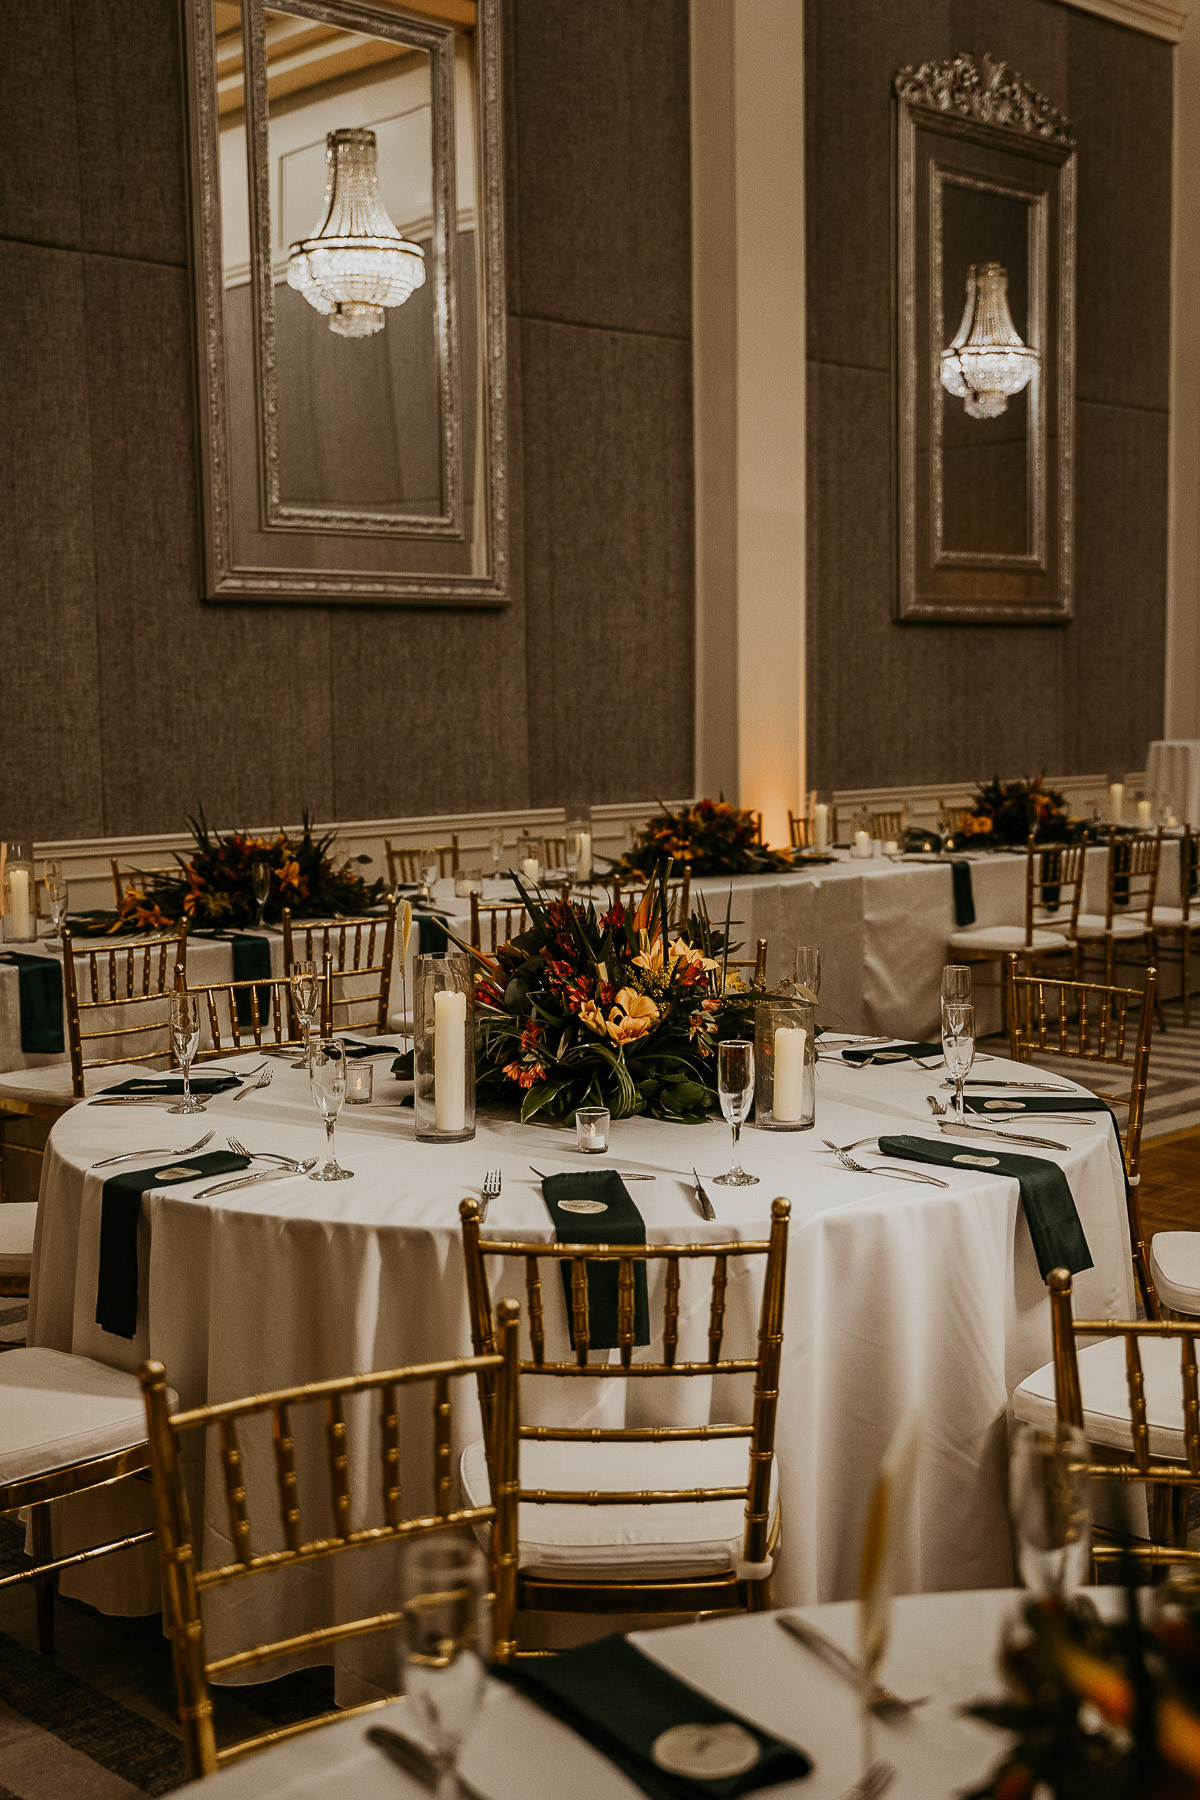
[579,999,608,1037]
[605,988,659,1044]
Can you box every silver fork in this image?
[231,1068,272,1102]
[776,1614,931,1718]
[92,1130,214,1170]
[925,1097,1068,1150]
[822,1140,949,1188]
[479,1168,501,1223]
[837,1762,897,1800]
[225,1135,307,1172]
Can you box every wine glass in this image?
[1009,1421,1091,1597]
[252,860,270,929]
[308,1038,353,1180]
[43,861,68,938]
[401,1535,488,1800]
[289,960,320,1068]
[487,828,504,878]
[942,1000,975,1122]
[565,831,583,883]
[794,945,821,1000]
[714,1039,757,1186]
[940,964,972,1027]
[419,852,440,903]
[168,990,204,1115]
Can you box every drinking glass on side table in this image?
[168,990,204,1115]
[309,1038,353,1181]
[714,1038,757,1185]
[400,1536,488,1800]
[289,960,320,1069]
[942,1001,976,1123]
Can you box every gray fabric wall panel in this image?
[521,317,694,807]
[0,3,81,250]
[0,242,103,841]
[806,0,1170,790]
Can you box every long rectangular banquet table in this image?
[28,1035,1133,1699]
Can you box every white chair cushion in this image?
[0,1063,77,1109]
[0,1202,36,1276]
[1074,913,1151,941]
[1013,1336,1192,1461]
[461,1435,778,1581]
[1150,1233,1200,1316]
[947,925,1069,953]
[1151,906,1198,929]
[0,1347,175,1484]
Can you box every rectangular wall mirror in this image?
[894,53,1076,623]
[184,0,509,604]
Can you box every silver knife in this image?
[934,1120,1068,1151]
[691,1167,717,1221]
[367,1726,488,1800]
[193,1164,311,1199]
[91,1094,202,1106]
[954,1080,1078,1092]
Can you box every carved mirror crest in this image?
[894,52,1076,623]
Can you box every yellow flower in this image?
[579,1000,608,1037]
[633,935,719,975]
[605,988,659,1044]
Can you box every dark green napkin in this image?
[501,1635,811,1800]
[841,1041,942,1066]
[390,1050,414,1079]
[99,1074,240,1096]
[951,859,976,926]
[878,1134,1093,1278]
[342,1038,406,1058]
[963,1094,1100,1117]
[0,952,64,1054]
[541,1169,650,1351]
[230,934,272,1028]
[416,914,449,954]
[96,1151,250,1337]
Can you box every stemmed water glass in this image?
[309,1038,353,1181]
[168,990,204,1115]
[942,1000,976,1123]
[794,945,821,1000]
[714,1039,758,1186]
[419,852,440,903]
[565,831,583,885]
[400,1536,488,1800]
[43,861,68,938]
[1009,1421,1091,1597]
[290,960,320,1069]
[252,860,270,929]
[488,829,505,879]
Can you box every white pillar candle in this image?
[433,988,467,1132]
[1109,782,1124,825]
[883,839,899,855]
[7,869,31,939]
[773,1026,807,1122]
[812,804,829,853]
[521,856,540,883]
[1137,800,1153,829]
[577,830,592,881]
[854,830,871,858]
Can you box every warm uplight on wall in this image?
[287,128,426,339]
[940,262,1038,419]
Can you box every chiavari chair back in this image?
[183,954,330,1057]
[611,869,692,928]
[724,938,769,990]
[458,1196,790,1632]
[1152,827,1200,1024]
[138,1307,521,1778]
[470,895,530,955]
[384,838,460,888]
[1074,828,1163,990]
[1025,836,1089,945]
[282,900,396,1036]
[61,924,190,1098]
[108,857,179,907]
[870,809,907,841]
[541,835,567,871]
[1004,955,1156,1311]
[1012,1268,1200,1573]
[939,801,974,836]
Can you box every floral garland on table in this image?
[460,868,762,1124]
[614,799,794,879]
[959,775,1077,848]
[97,811,384,934]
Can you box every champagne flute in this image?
[714,1039,757,1186]
[401,1536,488,1800]
[942,1000,975,1123]
[419,852,440,903]
[43,861,68,939]
[290,960,320,1069]
[794,945,821,1000]
[168,990,204,1115]
[565,831,583,884]
[1009,1421,1091,1597]
[309,1037,353,1180]
[940,964,972,1028]
[252,859,270,929]
[487,828,505,878]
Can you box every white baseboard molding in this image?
[20,775,1149,914]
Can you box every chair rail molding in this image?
[1058,0,1186,41]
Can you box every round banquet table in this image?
[172,1587,1111,1798]
[28,1039,1134,1695]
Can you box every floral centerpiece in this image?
[102,812,384,934]
[614,799,794,879]
[966,1584,1200,1798]
[960,775,1076,848]
[457,868,764,1124]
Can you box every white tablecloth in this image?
[173,1587,1118,1799]
[1148,740,1200,826]
[29,1042,1132,1686]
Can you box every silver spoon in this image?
[92,1130,214,1170]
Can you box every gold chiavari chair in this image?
[1073,827,1163,990]
[282,900,396,1037]
[948,835,1087,995]
[109,857,179,907]
[611,869,692,928]
[139,1306,521,1778]
[870,808,907,841]
[724,938,769,990]
[1004,955,1157,1313]
[184,955,331,1058]
[1151,826,1200,1025]
[470,895,530,955]
[384,837,460,889]
[541,835,567,871]
[1013,1268,1200,1571]
[787,810,809,849]
[0,1345,171,1652]
[458,1196,791,1640]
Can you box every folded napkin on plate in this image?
[97,1151,251,1337]
[841,1041,942,1066]
[963,1094,1099,1116]
[502,1634,811,1800]
[98,1074,241,1096]
[229,934,272,1027]
[878,1134,1093,1278]
[0,952,64,1054]
[541,1169,649,1351]
[951,859,976,927]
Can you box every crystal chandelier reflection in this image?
[286,128,425,339]
[940,262,1038,420]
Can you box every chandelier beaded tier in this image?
[940,262,1038,420]
[286,128,426,339]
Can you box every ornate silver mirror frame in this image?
[183,0,509,605]
[894,53,1076,623]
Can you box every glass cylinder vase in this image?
[754,998,815,1131]
[1,842,36,943]
[413,952,476,1143]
